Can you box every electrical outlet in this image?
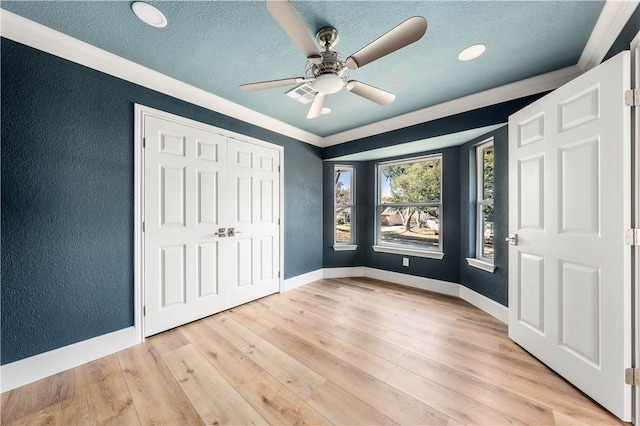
[402,257,409,267]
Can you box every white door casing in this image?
[508,52,631,420]
[136,105,282,338]
[631,32,640,426]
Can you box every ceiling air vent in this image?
[286,83,317,104]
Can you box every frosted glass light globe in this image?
[312,74,343,94]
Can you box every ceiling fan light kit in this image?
[241,0,427,119]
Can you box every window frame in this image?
[333,164,357,251]
[467,138,496,272]
[373,154,444,259]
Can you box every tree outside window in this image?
[377,155,442,252]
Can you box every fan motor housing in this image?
[316,27,339,49]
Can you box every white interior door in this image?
[227,137,281,307]
[142,113,281,337]
[508,51,632,420]
[144,116,230,336]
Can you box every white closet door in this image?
[144,116,230,336]
[508,52,631,420]
[227,137,281,307]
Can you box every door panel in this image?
[508,52,631,420]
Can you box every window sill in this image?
[466,258,496,273]
[372,245,444,259]
[333,244,358,251]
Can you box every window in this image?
[467,139,496,272]
[374,155,443,259]
[334,165,356,250]
[476,140,494,262]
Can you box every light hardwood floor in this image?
[1,277,627,425]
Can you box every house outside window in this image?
[334,165,357,250]
[374,154,444,259]
[467,138,496,272]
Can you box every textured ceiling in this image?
[2,1,606,138]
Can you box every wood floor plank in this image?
[148,327,191,355]
[228,303,277,335]
[180,319,331,425]
[162,343,267,425]
[306,380,398,425]
[117,342,203,425]
[74,354,140,425]
[204,312,327,400]
[261,325,449,425]
[1,369,75,424]
[4,396,76,426]
[386,366,519,425]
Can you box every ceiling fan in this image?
[239,0,427,119]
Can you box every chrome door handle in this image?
[505,234,518,245]
[228,228,242,237]
[213,228,227,237]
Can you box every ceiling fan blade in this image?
[345,81,396,105]
[266,0,322,64]
[346,16,427,70]
[240,77,308,92]
[307,93,326,119]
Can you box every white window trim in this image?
[373,245,445,259]
[475,139,495,266]
[374,154,443,256]
[333,244,358,251]
[466,257,496,273]
[334,164,356,247]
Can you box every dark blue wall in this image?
[1,38,323,364]
[459,126,509,306]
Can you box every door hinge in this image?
[142,222,145,233]
[143,137,146,148]
[626,368,640,385]
[143,306,146,316]
[278,271,281,278]
[625,228,640,245]
[624,89,640,107]
[278,165,281,172]
[277,218,280,225]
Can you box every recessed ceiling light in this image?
[132,2,167,28]
[458,44,486,61]
[321,107,332,115]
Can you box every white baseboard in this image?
[282,269,325,292]
[323,266,366,279]
[458,285,509,323]
[1,326,137,393]
[364,267,460,297]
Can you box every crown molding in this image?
[321,65,582,147]
[0,10,323,147]
[578,0,640,72]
